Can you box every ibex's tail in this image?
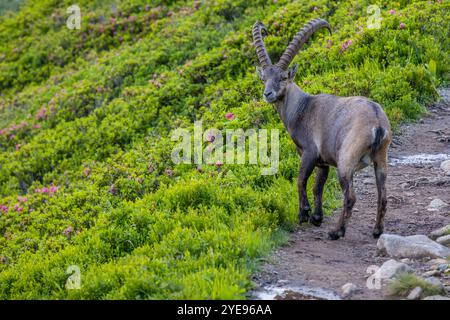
[371,127,388,154]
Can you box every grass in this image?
[388,273,446,298]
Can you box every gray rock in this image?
[407,286,423,300]
[436,235,450,246]
[377,234,450,259]
[373,259,412,281]
[430,225,450,240]
[437,264,449,272]
[427,198,447,211]
[423,295,450,300]
[341,283,359,297]
[424,277,445,291]
[441,160,450,176]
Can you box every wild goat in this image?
[252,18,391,240]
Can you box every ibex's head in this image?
[252,19,331,104]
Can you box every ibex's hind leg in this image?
[329,169,356,240]
[310,166,329,227]
[373,156,388,238]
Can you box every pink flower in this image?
[18,196,28,203]
[389,9,396,15]
[42,187,49,193]
[50,186,58,194]
[33,124,41,129]
[15,144,21,151]
[225,112,235,120]
[0,129,6,135]
[0,205,8,213]
[215,160,223,167]
[83,168,91,176]
[13,204,23,212]
[165,168,173,176]
[63,226,73,237]
[35,107,47,121]
[206,132,215,142]
[9,134,15,140]
[341,39,353,51]
[399,23,406,29]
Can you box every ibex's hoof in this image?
[299,209,310,224]
[372,227,384,239]
[309,214,323,227]
[299,214,310,224]
[328,228,345,240]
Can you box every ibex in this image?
[252,19,391,240]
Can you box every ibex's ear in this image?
[256,66,264,81]
[288,63,298,81]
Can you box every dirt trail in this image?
[252,89,450,300]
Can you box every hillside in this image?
[0,0,449,299]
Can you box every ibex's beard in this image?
[263,95,277,104]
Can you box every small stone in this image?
[423,295,450,300]
[407,286,422,300]
[373,259,412,281]
[400,258,411,263]
[422,270,440,277]
[436,235,450,246]
[427,198,447,211]
[341,283,359,297]
[430,225,450,240]
[427,258,448,265]
[440,160,450,176]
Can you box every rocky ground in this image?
[251,88,450,300]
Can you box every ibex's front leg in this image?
[310,166,329,226]
[297,153,317,224]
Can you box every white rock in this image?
[377,234,450,259]
[427,198,447,211]
[430,225,450,240]
[407,286,422,300]
[427,258,448,265]
[373,259,412,281]
[423,295,450,300]
[422,270,440,277]
[440,160,450,176]
[341,283,359,297]
[436,235,450,246]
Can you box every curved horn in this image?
[276,18,331,70]
[252,21,272,68]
